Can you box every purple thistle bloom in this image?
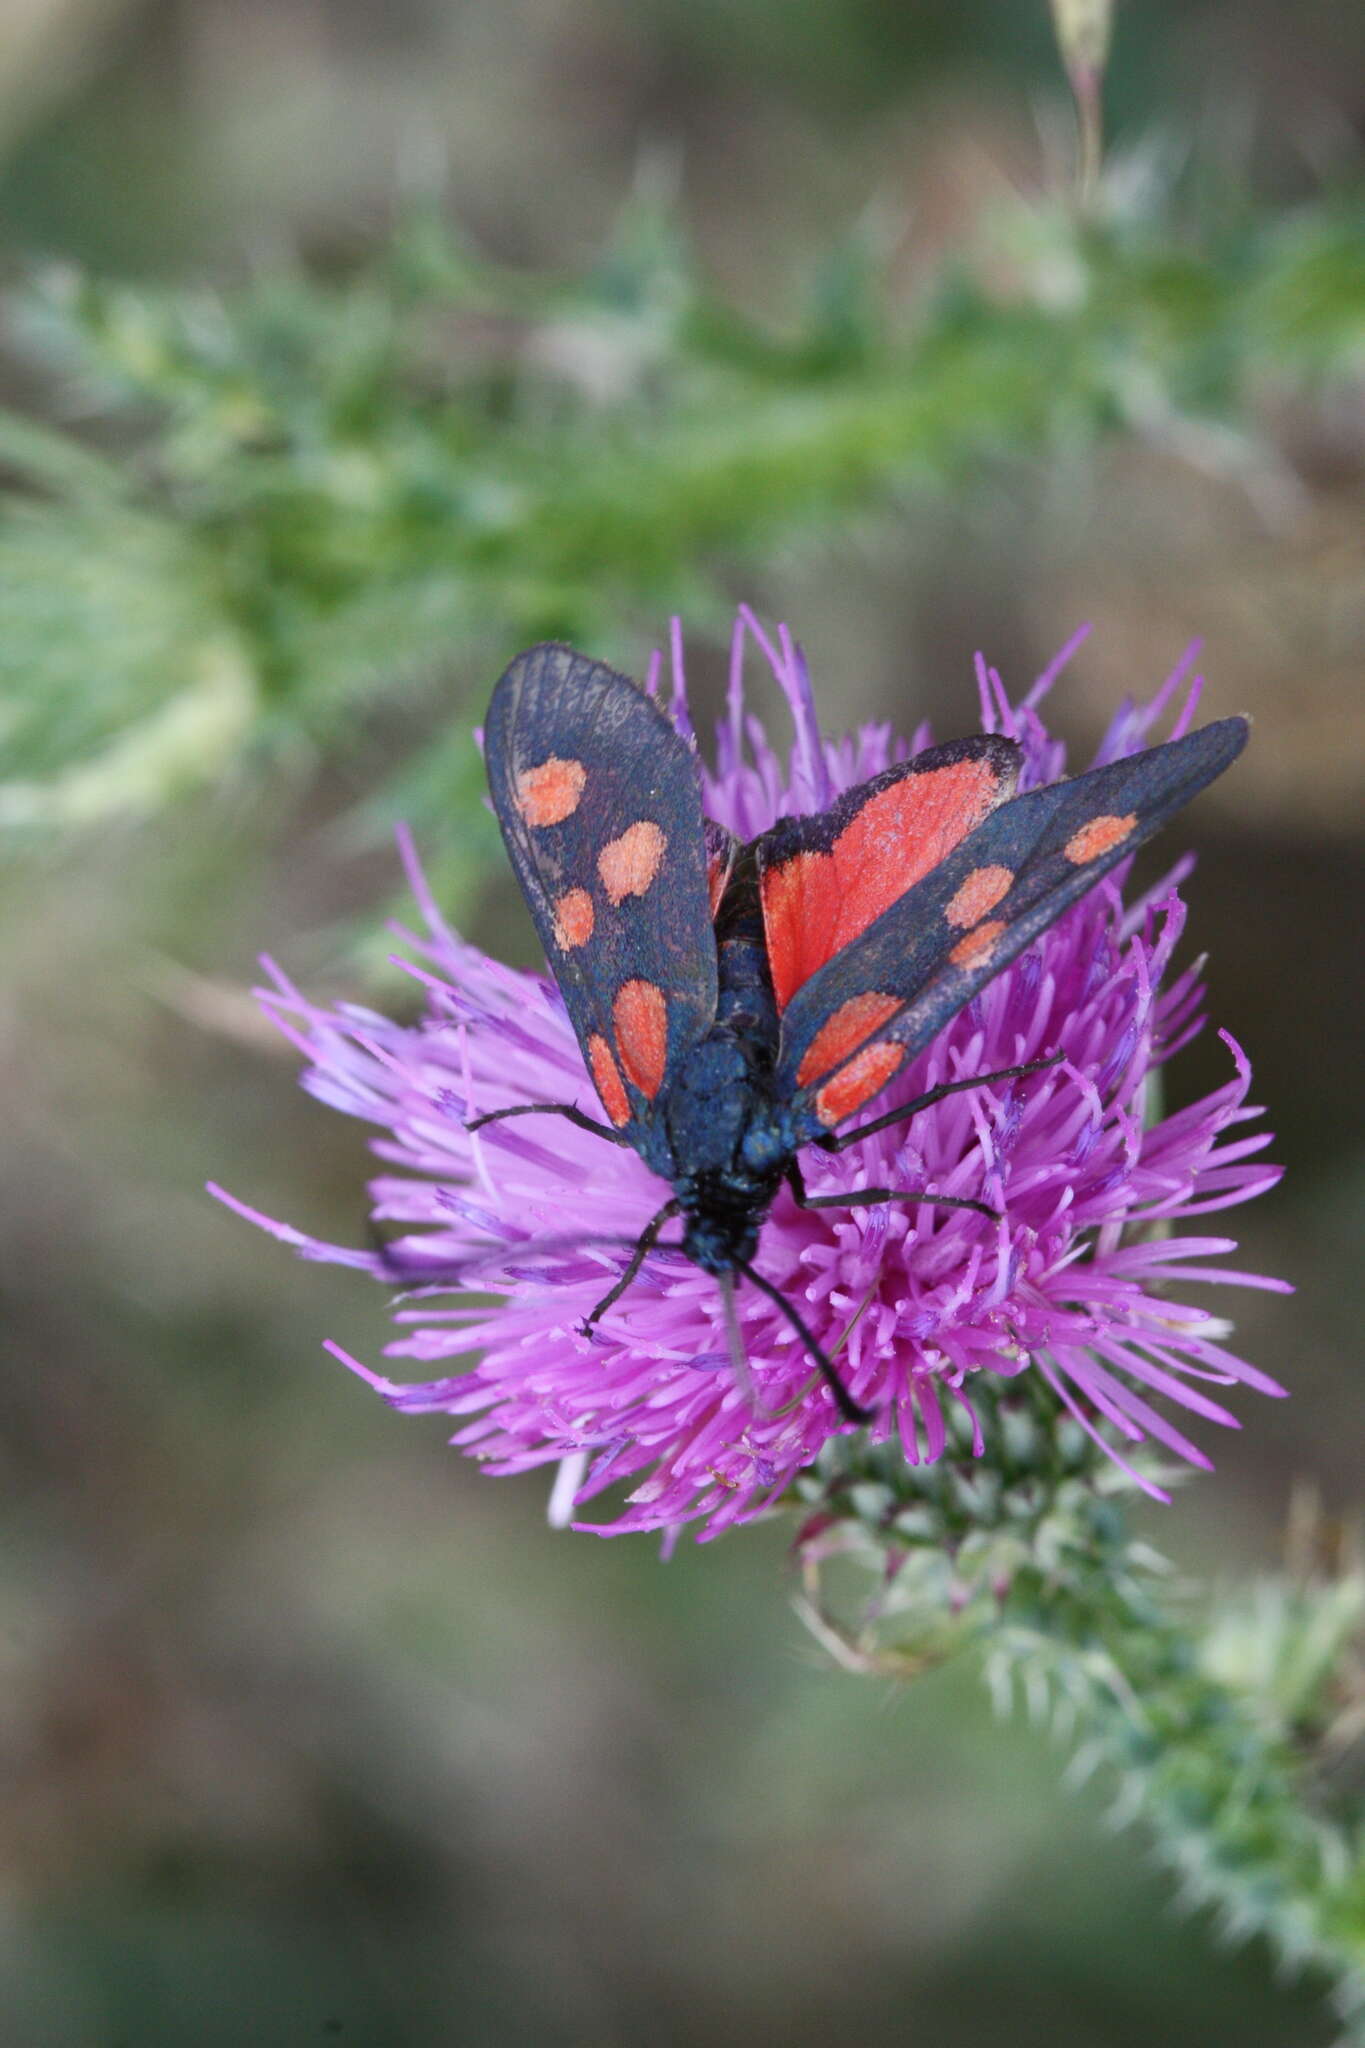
[211,609,1288,1540]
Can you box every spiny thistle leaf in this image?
[1,184,1362,890]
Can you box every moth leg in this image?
[820,1052,1063,1155]
[580,1197,682,1334]
[467,1101,626,1144]
[787,1158,998,1223]
[733,1256,870,1425]
[809,1188,999,1220]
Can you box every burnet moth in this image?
[478,642,1247,1422]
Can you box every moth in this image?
[477,643,1246,1419]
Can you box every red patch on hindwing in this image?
[588,1033,631,1127]
[762,757,1006,1010]
[796,992,901,1088]
[761,853,822,1015]
[612,980,669,1100]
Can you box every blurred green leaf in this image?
[1,179,1362,917]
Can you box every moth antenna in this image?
[735,1258,872,1425]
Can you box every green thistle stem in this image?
[793,1389,1365,2039]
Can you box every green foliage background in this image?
[1,4,1362,2045]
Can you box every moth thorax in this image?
[680,1208,761,1276]
[679,1167,781,1275]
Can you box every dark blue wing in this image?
[776,718,1249,1135]
[485,643,719,1140]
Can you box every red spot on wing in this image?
[796,991,901,1088]
[1065,812,1136,865]
[516,757,586,826]
[598,821,667,905]
[588,1033,631,1127]
[949,917,1006,968]
[551,887,594,949]
[945,863,1013,929]
[613,979,669,1100]
[814,1042,904,1128]
[763,759,1005,1009]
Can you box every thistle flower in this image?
[211,610,1287,1540]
